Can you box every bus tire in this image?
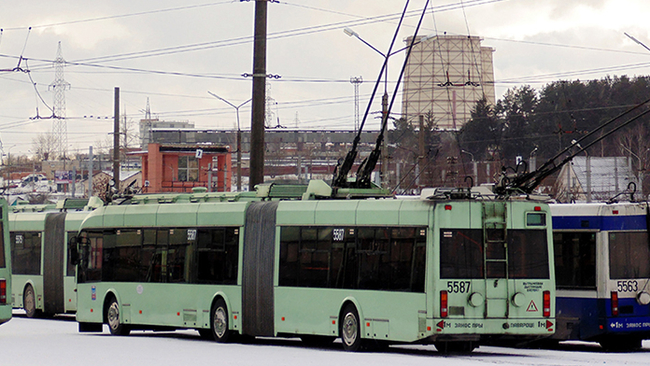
[340,304,363,352]
[435,341,477,354]
[300,335,335,347]
[599,336,642,351]
[23,285,40,318]
[210,298,233,343]
[106,297,130,336]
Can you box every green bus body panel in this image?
[10,212,47,232]
[156,204,197,227]
[398,200,432,226]
[275,288,427,342]
[356,200,403,226]
[274,201,318,226]
[102,206,127,228]
[120,204,159,227]
[197,202,248,226]
[77,283,242,331]
[313,201,359,225]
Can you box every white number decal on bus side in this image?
[617,280,638,292]
[333,228,345,242]
[447,281,471,293]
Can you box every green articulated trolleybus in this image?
[74,180,556,352]
[0,197,11,325]
[9,198,98,317]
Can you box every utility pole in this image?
[113,87,120,192]
[249,0,267,190]
[88,146,93,197]
[419,115,425,187]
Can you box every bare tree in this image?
[31,133,57,161]
[618,124,650,196]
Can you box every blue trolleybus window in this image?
[553,232,596,289]
[609,232,650,279]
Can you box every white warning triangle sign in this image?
[526,300,539,312]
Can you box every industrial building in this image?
[401,34,496,130]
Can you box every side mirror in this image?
[69,236,80,265]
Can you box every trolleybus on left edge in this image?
[0,197,12,325]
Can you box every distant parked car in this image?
[20,174,48,187]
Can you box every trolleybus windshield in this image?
[440,229,549,279]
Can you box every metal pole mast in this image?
[49,41,70,161]
[249,0,267,190]
[113,87,120,192]
[350,77,363,131]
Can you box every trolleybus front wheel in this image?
[23,284,40,318]
[340,304,363,352]
[106,297,130,336]
[210,298,233,343]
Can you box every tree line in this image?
[388,75,650,194]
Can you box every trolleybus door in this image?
[482,202,509,318]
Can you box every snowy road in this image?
[1,314,649,366]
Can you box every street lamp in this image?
[343,28,434,188]
[461,150,477,185]
[208,91,252,192]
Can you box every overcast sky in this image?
[2,0,650,156]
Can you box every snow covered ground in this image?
[1,314,649,366]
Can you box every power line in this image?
[18,0,507,67]
[0,1,233,31]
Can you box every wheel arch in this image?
[22,280,38,301]
[338,297,364,332]
[209,291,233,327]
[101,289,121,323]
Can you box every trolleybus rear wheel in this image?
[340,304,362,352]
[300,335,335,347]
[210,298,233,343]
[599,336,642,351]
[435,341,477,354]
[23,285,40,318]
[106,297,130,336]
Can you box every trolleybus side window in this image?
[553,232,596,288]
[168,229,189,283]
[67,231,78,277]
[440,229,483,279]
[0,224,4,268]
[609,232,650,279]
[78,231,103,282]
[508,229,550,279]
[279,226,426,292]
[196,227,239,284]
[103,229,141,282]
[10,232,42,275]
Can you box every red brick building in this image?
[134,143,231,193]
